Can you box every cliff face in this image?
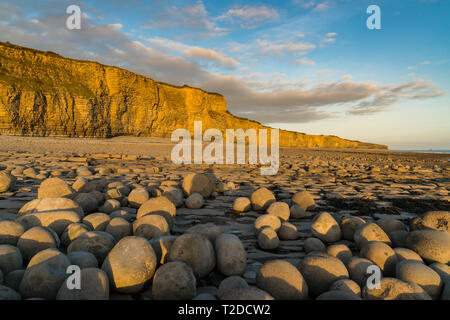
[0,42,387,149]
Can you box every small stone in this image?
[0,285,21,300]
[347,257,378,287]
[38,177,74,199]
[60,223,89,247]
[100,199,121,214]
[67,231,116,264]
[266,202,290,221]
[233,197,251,213]
[19,248,71,300]
[256,260,308,300]
[278,222,298,240]
[67,251,98,269]
[127,188,150,208]
[290,204,313,219]
[0,245,23,275]
[57,268,109,300]
[0,171,16,193]
[251,188,276,211]
[360,241,397,276]
[185,223,224,243]
[362,277,431,300]
[340,216,366,241]
[405,230,450,264]
[329,278,361,296]
[136,197,176,227]
[133,214,169,240]
[168,233,216,278]
[311,212,341,243]
[298,254,349,297]
[316,290,362,300]
[83,213,111,231]
[215,234,246,276]
[354,223,391,249]
[102,236,157,294]
[394,247,423,263]
[396,260,443,299]
[412,211,450,234]
[185,193,204,209]
[304,237,326,253]
[257,227,279,250]
[182,173,215,198]
[326,244,353,265]
[0,221,25,245]
[162,188,184,208]
[105,217,132,241]
[291,191,315,211]
[220,287,274,300]
[74,193,98,213]
[218,276,249,299]
[254,214,281,233]
[4,269,25,292]
[152,261,196,300]
[17,226,58,262]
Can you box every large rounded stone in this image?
[149,235,177,265]
[233,197,251,213]
[0,285,21,300]
[127,188,150,208]
[218,276,249,299]
[17,226,58,262]
[163,188,184,208]
[362,278,431,300]
[346,257,378,287]
[4,269,25,292]
[56,268,109,300]
[290,204,313,219]
[182,173,215,198]
[67,251,98,269]
[215,234,246,276]
[412,211,450,234]
[429,262,450,281]
[256,260,308,300]
[133,215,169,240]
[221,287,274,300]
[38,177,74,199]
[185,193,204,209]
[152,261,196,300]
[105,217,132,241]
[390,230,409,248]
[354,223,391,249]
[0,221,25,245]
[376,218,407,234]
[396,260,443,299]
[0,171,15,193]
[298,254,349,297]
[257,227,279,250]
[83,213,110,231]
[19,248,71,300]
[17,197,84,235]
[304,237,326,253]
[167,233,216,278]
[74,193,98,214]
[60,223,89,247]
[278,222,298,240]
[136,197,176,227]
[266,202,290,221]
[254,214,281,233]
[68,231,116,264]
[100,199,121,214]
[329,278,361,296]
[405,230,450,264]
[340,216,366,241]
[251,188,276,211]
[185,223,224,243]
[311,212,341,243]
[291,191,315,211]
[360,241,397,276]
[101,236,157,294]
[316,290,362,300]
[394,247,423,263]
[0,245,23,275]
[326,244,353,265]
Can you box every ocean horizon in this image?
[394,150,450,154]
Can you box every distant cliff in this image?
[0,42,387,149]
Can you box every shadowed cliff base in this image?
[0,42,387,150]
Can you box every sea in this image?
[394,150,450,154]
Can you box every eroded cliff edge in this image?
[0,42,387,149]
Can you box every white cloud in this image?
[296,58,316,65]
[421,60,431,65]
[314,2,330,11]
[326,32,337,37]
[340,74,353,80]
[217,5,279,28]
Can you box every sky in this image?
[0,0,449,149]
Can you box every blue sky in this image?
[0,0,449,149]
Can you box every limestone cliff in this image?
[0,42,387,149]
